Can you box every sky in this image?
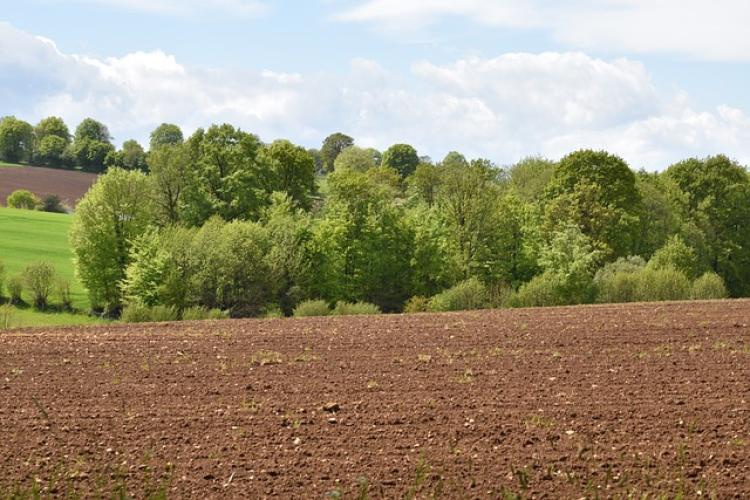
[2,0,750,169]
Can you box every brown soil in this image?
[0,166,97,208]
[1,301,749,498]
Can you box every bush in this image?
[332,301,382,316]
[149,305,179,322]
[6,189,40,210]
[262,304,284,319]
[647,235,701,279]
[23,261,56,309]
[293,299,331,317]
[55,277,72,310]
[691,272,729,300]
[428,278,488,312]
[182,306,215,321]
[40,194,66,213]
[635,267,690,302]
[0,304,13,330]
[0,259,4,298]
[7,275,23,304]
[596,271,641,304]
[512,272,567,308]
[121,303,152,323]
[403,295,430,314]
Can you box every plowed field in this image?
[0,166,96,208]
[2,301,749,498]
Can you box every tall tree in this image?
[382,143,420,178]
[333,146,375,172]
[71,118,114,172]
[0,116,34,163]
[149,123,184,150]
[320,132,353,172]
[34,117,71,167]
[266,140,316,210]
[148,144,191,225]
[70,168,154,312]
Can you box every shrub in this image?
[40,194,66,213]
[6,189,40,210]
[428,278,488,312]
[512,272,567,308]
[22,261,56,309]
[262,305,284,319]
[293,299,331,317]
[691,272,729,300]
[647,235,701,279]
[55,277,72,310]
[403,295,430,314]
[487,283,514,308]
[635,267,690,302]
[7,275,23,304]
[594,256,646,284]
[182,306,216,321]
[206,308,229,320]
[596,271,641,304]
[0,304,13,330]
[332,301,382,316]
[149,305,179,322]
[0,259,4,298]
[121,303,152,323]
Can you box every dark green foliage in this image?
[34,116,71,167]
[266,140,316,210]
[320,132,353,172]
[382,143,419,178]
[72,118,114,171]
[40,194,66,213]
[0,116,34,163]
[149,123,184,150]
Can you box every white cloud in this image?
[338,0,750,61]
[54,0,267,17]
[2,22,750,169]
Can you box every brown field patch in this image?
[0,166,97,208]
[1,300,749,497]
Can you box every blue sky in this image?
[2,0,750,169]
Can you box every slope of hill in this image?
[0,165,96,208]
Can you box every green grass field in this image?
[0,161,23,169]
[0,207,104,328]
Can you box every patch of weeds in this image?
[366,379,379,390]
[712,340,729,350]
[513,466,530,491]
[457,368,475,385]
[524,414,555,429]
[240,397,263,413]
[488,346,503,357]
[729,437,747,447]
[294,348,320,363]
[417,354,432,364]
[249,350,283,366]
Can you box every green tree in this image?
[407,161,441,206]
[181,124,268,225]
[647,235,702,279]
[665,155,750,296]
[320,132,353,172]
[382,143,419,178]
[75,118,112,143]
[149,123,184,150]
[544,150,642,258]
[121,140,147,171]
[72,118,114,172]
[70,168,154,312]
[0,116,34,163]
[333,146,375,172]
[148,144,191,225]
[507,156,555,202]
[266,140,316,210]
[34,117,70,167]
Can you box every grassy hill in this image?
[0,207,102,328]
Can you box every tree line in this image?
[34,119,747,319]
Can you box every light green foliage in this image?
[147,144,191,225]
[428,278,488,312]
[35,116,70,168]
[333,146,376,172]
[403,295,430,313]
[266,139,316,210]
[0,116,34,163]
[407,162,441,206]
[666,155,750,296]
[149,123,184,150]
[636,267,691,302]
[181,125,267,225]
[538,224,601,304]
[594,256,646,303]
[311,168,413,311]
[404,204,458,297]
[56,277,72,310]
[23,261,56,309]
[366,165,402,193]
[382,143,419,178]
[6,189,40,210]
[149,305,179,322]
[70,168,154,311]
[511,272,568,308]
[7,275,23,304]
[634,173,680,258]
[120,303,152,323]
[545,150,642,258]
[292,299,331,317]
[331,301,382,316]
[181,306,228,320]
[508,156,555,202]
[691,272,729,300]
[320,132,353,172]
[0,259,4,297]
[647,235,702,279]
